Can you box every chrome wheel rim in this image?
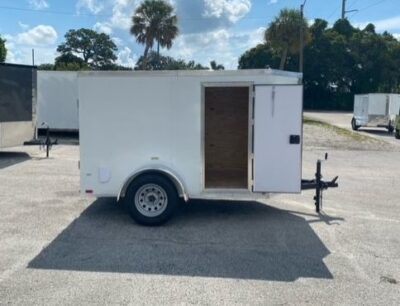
[134,184,168,217]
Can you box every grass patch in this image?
[303,116,382,143]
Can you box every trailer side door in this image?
[253,85,303,193]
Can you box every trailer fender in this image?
[117,167,188,202]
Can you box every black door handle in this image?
[289,135,301,144]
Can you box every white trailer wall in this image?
[368,94,388,116]
[389,95,400,117]
[78,70,302,198]
[37,71,79,131]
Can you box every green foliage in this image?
[38,64,55,70]
[265,8,311,69]
[0,36,7,63]
[210,60,225,70]
[238,43,298,71]
[135,51,207,70]
[57,28,117,69]
[239,15,400,111]
[131,0,178,63]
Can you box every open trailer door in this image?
[253,85,303,193]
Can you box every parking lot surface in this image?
[0,126,399,305]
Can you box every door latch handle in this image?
[289,135,301,144]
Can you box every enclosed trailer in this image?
[352,94,400,132]
[79,70,337,225]
[37,71,79,132]
[0,63,36,148]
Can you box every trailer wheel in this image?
[125,174,179,225]
[351,118,359,131]
[395,129,400,139]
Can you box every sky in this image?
[0,0,399,69]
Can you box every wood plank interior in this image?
[205,86,249,189]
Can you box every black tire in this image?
[351,118,359,131]
[388,124,394,134]
[125,174,179,226]
[395,129,400,139]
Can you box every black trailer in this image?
[0,63,36,148]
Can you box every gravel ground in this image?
[0,125,399,305]
[304,111,400,148]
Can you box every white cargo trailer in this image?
[37,71,79,132]
[79,69,337,225]
[352,93,400,132]
[0,64,36,149]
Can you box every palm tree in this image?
[130,0,178,68]
[265,8,311,70]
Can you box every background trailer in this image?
[37,71,79,132]
[0,63,36,148]
[352,93,400,132]
[79,69,337,225]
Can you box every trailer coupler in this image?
[24,123,57,158]
[301,154,339,213]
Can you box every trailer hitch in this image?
[301,153,339,213]
[24,123,57,157]
[40,124,58,158]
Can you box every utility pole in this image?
[342,0,358,19]
[342,0,346,19]
[299,0,307,74]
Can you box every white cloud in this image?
[76,0,104,14]
[203,0,251,23]
[18,21,30,30]
[117,46,138,67]
[29,0,49,10]
[93,22,113,35]
[99,0,252,34]
[356,15,400,32]
[4,24,58,64]
[16,25,58,46]
[268,0,278,4]
[372,15,400,31]
[5,37,56,65]
[166,27,265,69]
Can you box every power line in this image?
[357,0,390,13]
[348,0,390,18]
[0,5,274,22]
[0,5,111,17]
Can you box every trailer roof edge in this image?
[0,63,37,69]
[77,69,302,79]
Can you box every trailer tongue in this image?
[302,154,339,213]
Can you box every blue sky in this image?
[1,0,399,69]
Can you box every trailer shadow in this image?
[358,128,393,138]
[0,152,31,169]
[28,198,336,282]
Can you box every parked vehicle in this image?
[0,63,36,148]
[395,109,400,139]
[37,71,79,132]
[352,94,400,133]
[79,69,337,225]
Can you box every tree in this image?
[238,43,281,70]
[57,28,117,69]
[210,60,225,70]
[265,8,311,70]
[130,0,178,68]
[55,52,87,68]
[0,36,7,63]
[38,64,55,70]
[239,15,400,111]
[135,51,207,70]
